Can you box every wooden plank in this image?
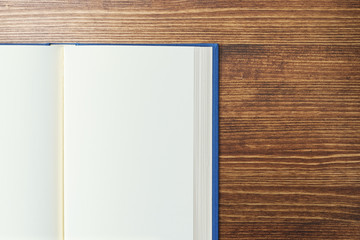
[0,5,359,44]
[219,44,360,239]
[1,0,360,10]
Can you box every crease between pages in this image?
[58,46,65,240]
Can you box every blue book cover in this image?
[0,43,219,240]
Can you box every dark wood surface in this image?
[1,1,359,239]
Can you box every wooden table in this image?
[1,1,359,239]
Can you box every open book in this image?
[0,44,218,240]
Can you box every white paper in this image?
[0,46,63,240]
[64,46,194,240]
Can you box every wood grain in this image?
[0,0,359,239]
[220,44,360,239]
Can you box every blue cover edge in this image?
[76,43,216,47]
[0,43,215,47]
[212,44,219,240]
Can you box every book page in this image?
[64,46,194,240]
[0,46,63,240]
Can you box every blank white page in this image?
[64,46,194,240]
[0,46,63,240]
